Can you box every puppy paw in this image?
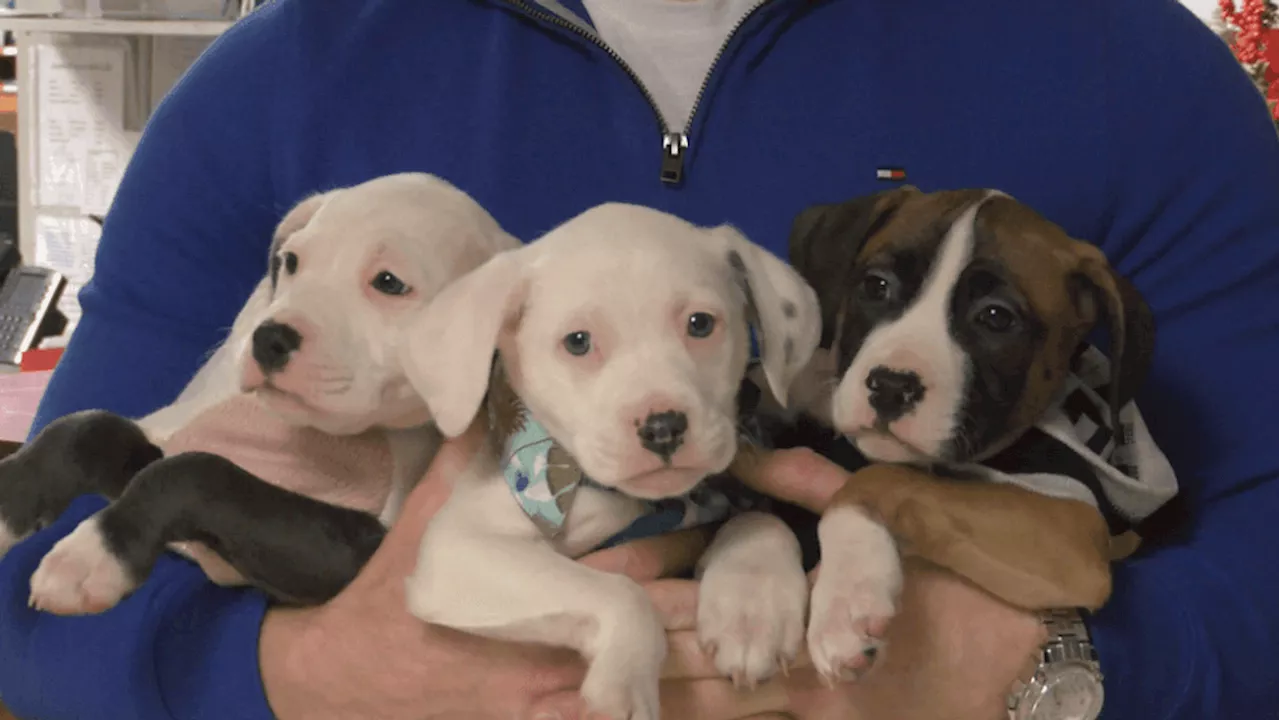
[806,574,896,682]
[697,547,807,688]
[581,599,665,720]
[580,647,662,720]
[28,517,136,615]
[0,516,24,559]
[806,506,902,684]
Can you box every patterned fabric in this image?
[501,413,582,536]
[500,410,738,541]
[736,345,1180,540]
[961,344,1180,535]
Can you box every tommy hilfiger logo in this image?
[876,167,907,181]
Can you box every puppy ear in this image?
[1070,244,1156,435]
[713,226,822,408]
[788,186,919,347]
[401,250,527,438]
[268,192,330,286]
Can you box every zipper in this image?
[674,0,769,183]
[502,0,772,185]
[661,133,688,184]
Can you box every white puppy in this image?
[13,173,521,613]
[148,170,521,525]
[400,203,822,720]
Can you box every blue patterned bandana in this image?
[497,408,742,542]
[500,412,586,536]
[487,364,740,543]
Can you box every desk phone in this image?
[0,266,66,367]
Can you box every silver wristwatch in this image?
[1006,608,1105,720]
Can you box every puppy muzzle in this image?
[636,410,688,461]
[251,320,303,374]
[865,366,925,422]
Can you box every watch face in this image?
[1027,664,1105,720]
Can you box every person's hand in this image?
[730,447,1047,720]
[535,545,801,720]
[524,583,800,720]
[258,420,785,720]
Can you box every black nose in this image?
[252,321,302,373]
[866,366,925,421]
[637,411,688,460]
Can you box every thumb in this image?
[731,445,848,513]
[389,418,488,538]
[348,417,488,588]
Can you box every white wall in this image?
[1180,0,1247,25]
[1181,0,1218,23]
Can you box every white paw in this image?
[697,519,807,688]
[28,516,136,615]
[580,651,661,720]
[807,506,902,683]
[580,589,666,720]
[0,517,22,559]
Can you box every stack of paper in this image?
[31,40,128,337]
[33,214,100,330]
[30,32,217,341]
[34,41,132,210]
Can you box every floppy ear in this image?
[788,185,920,347]
[1070,244,1156,436]
[712,226,821,408]
[400,250,527,438]
[267,192,330,286]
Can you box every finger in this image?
[526,679,790,720]
[660,678,789,720]
[391,417,489,535]
[779,666,864,719]
[579,526,714,581]
[662,630,719,679]
[348,418,488,587]
[645,579,699,631]
[730,446,847,513]
[662,630,814,680]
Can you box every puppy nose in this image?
[866,366,925,421]
[252,320,302,373]
[637,411,688,460]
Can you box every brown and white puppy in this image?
[784,186,1157,682]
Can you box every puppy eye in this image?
[860,270,897,302]
[370,270,411,296]
[563,331,592,356]
[973,303,1018,332]
[283,252,299,276]
[687,312,716,338]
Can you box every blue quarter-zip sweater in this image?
[1,1,1275,718]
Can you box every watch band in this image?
[1007,608,1104,720]
[1039,608,1098,665]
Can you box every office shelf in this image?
[0,16,234,36]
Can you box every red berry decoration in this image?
[1219,0,1278,121]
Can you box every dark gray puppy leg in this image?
[0,410,161,552]
[99,451,387,605]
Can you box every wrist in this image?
[852,563,1047,719]
[1007,608,1105,720]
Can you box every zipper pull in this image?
[661,132,688,185]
